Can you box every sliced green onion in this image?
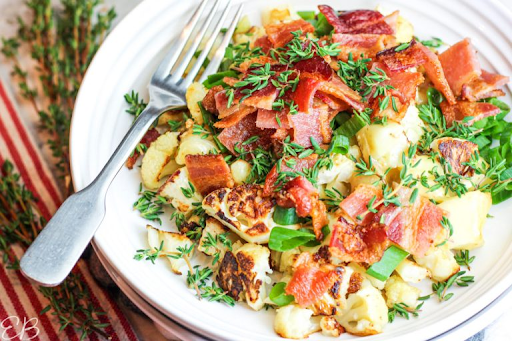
[329,134,349,154]
[269,282,295,306]
[268,227,316,252]
[273,206,299,225]
[335,114,367,138]
[471,135,490,149]
[297,11,315,21]
[492,189,512,205]
[202,70,238,89]
[314,13,333,37]
[427,87,444,106]
[366,246,409,281]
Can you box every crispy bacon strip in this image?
[263,155,317,196]
[276,177,328,239]
[318,76,365,111]
[461,70,510,101]
[373,187,446,257]
[318,5,348,34]
[440,101,500,126]
[185,154,234,196]
[214,105,257,129]
[294,56,333,81]
[285,253,340,307]
[294,78,323,114]
[126,128,160,169]
[339,184,383,225]
[265,19,315,47]
[218,112,275,155]
[376,40,427,72]
[417,43,457,105]
[256,109,291,129]
[202,85,224,114]
[288,108,331,147]
[333,33,395,61]
[438,38,482,96]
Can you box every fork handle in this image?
[20,105,162,286]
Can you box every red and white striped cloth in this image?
[0,78,138,341]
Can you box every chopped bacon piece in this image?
[318,76,365,111]
[126,128,160,169]
[339,10,393,34]
[370,64,424,121]
[440,101,500,126]
[376,40,426,72]
[318,6,394,35]
[265,19,315,48]
[373,187,446,257]
[333,33,395,61]
[436,137,478,176]
[293,78,322,113]
[202,85,224,114]
[253,36,273,54]
[242,85,279,111]
[238,56,277,73]
[285,253,340,307]
[263,156,317,196]
[462,70,510,101]
[215,105,257,129]
[288,108,331,148]
[329,217,389,264]
[215,85,277,122]
[439,38,482,96]
[256,109,291,129]
[294,56,333,81]
[316,92,350,112]
[185,154,234,196]
[218,112,275,155]
[339,184,382,225]
[417,43,457,105]
[277,177,328,239]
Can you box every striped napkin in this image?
[0,78,137,341]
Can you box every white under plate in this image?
[70,0,512,340]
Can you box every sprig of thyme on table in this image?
[1,0,116,193]
[0,160,111,338]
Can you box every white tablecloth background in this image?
[0,0,511,340]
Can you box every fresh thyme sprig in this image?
[133,183,169,224]
[2,0,116,190]
[388,301,424,323]
[430,271,475,301]
[455,250,475,270]
[0,160,110,339]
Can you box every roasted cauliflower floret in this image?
[317,153,355,185]
[349,263,386,290]
[408,155,447,202]
[217,243,272,311]
[356,123,409,175]
[146,225,194,275]
[414,244,460,282]
[431,137,478,176]
[141,131,180,189]
[337,280,388,336]
[198,217,230,260]
[395,259,429,283]
[400,104,424,144]
[185,82,207,124]
[438,191,491,250]
[202,184,276,244]
[274,305,321,339]
[320,316,345,337]
[159,167,202,214]
[384,275,421,308]
[309,266,356,316]
[279,249,301,275]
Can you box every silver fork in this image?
[20,0,244,287]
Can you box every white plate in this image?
[70,0,512,340]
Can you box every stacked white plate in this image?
[71,0,512,340]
